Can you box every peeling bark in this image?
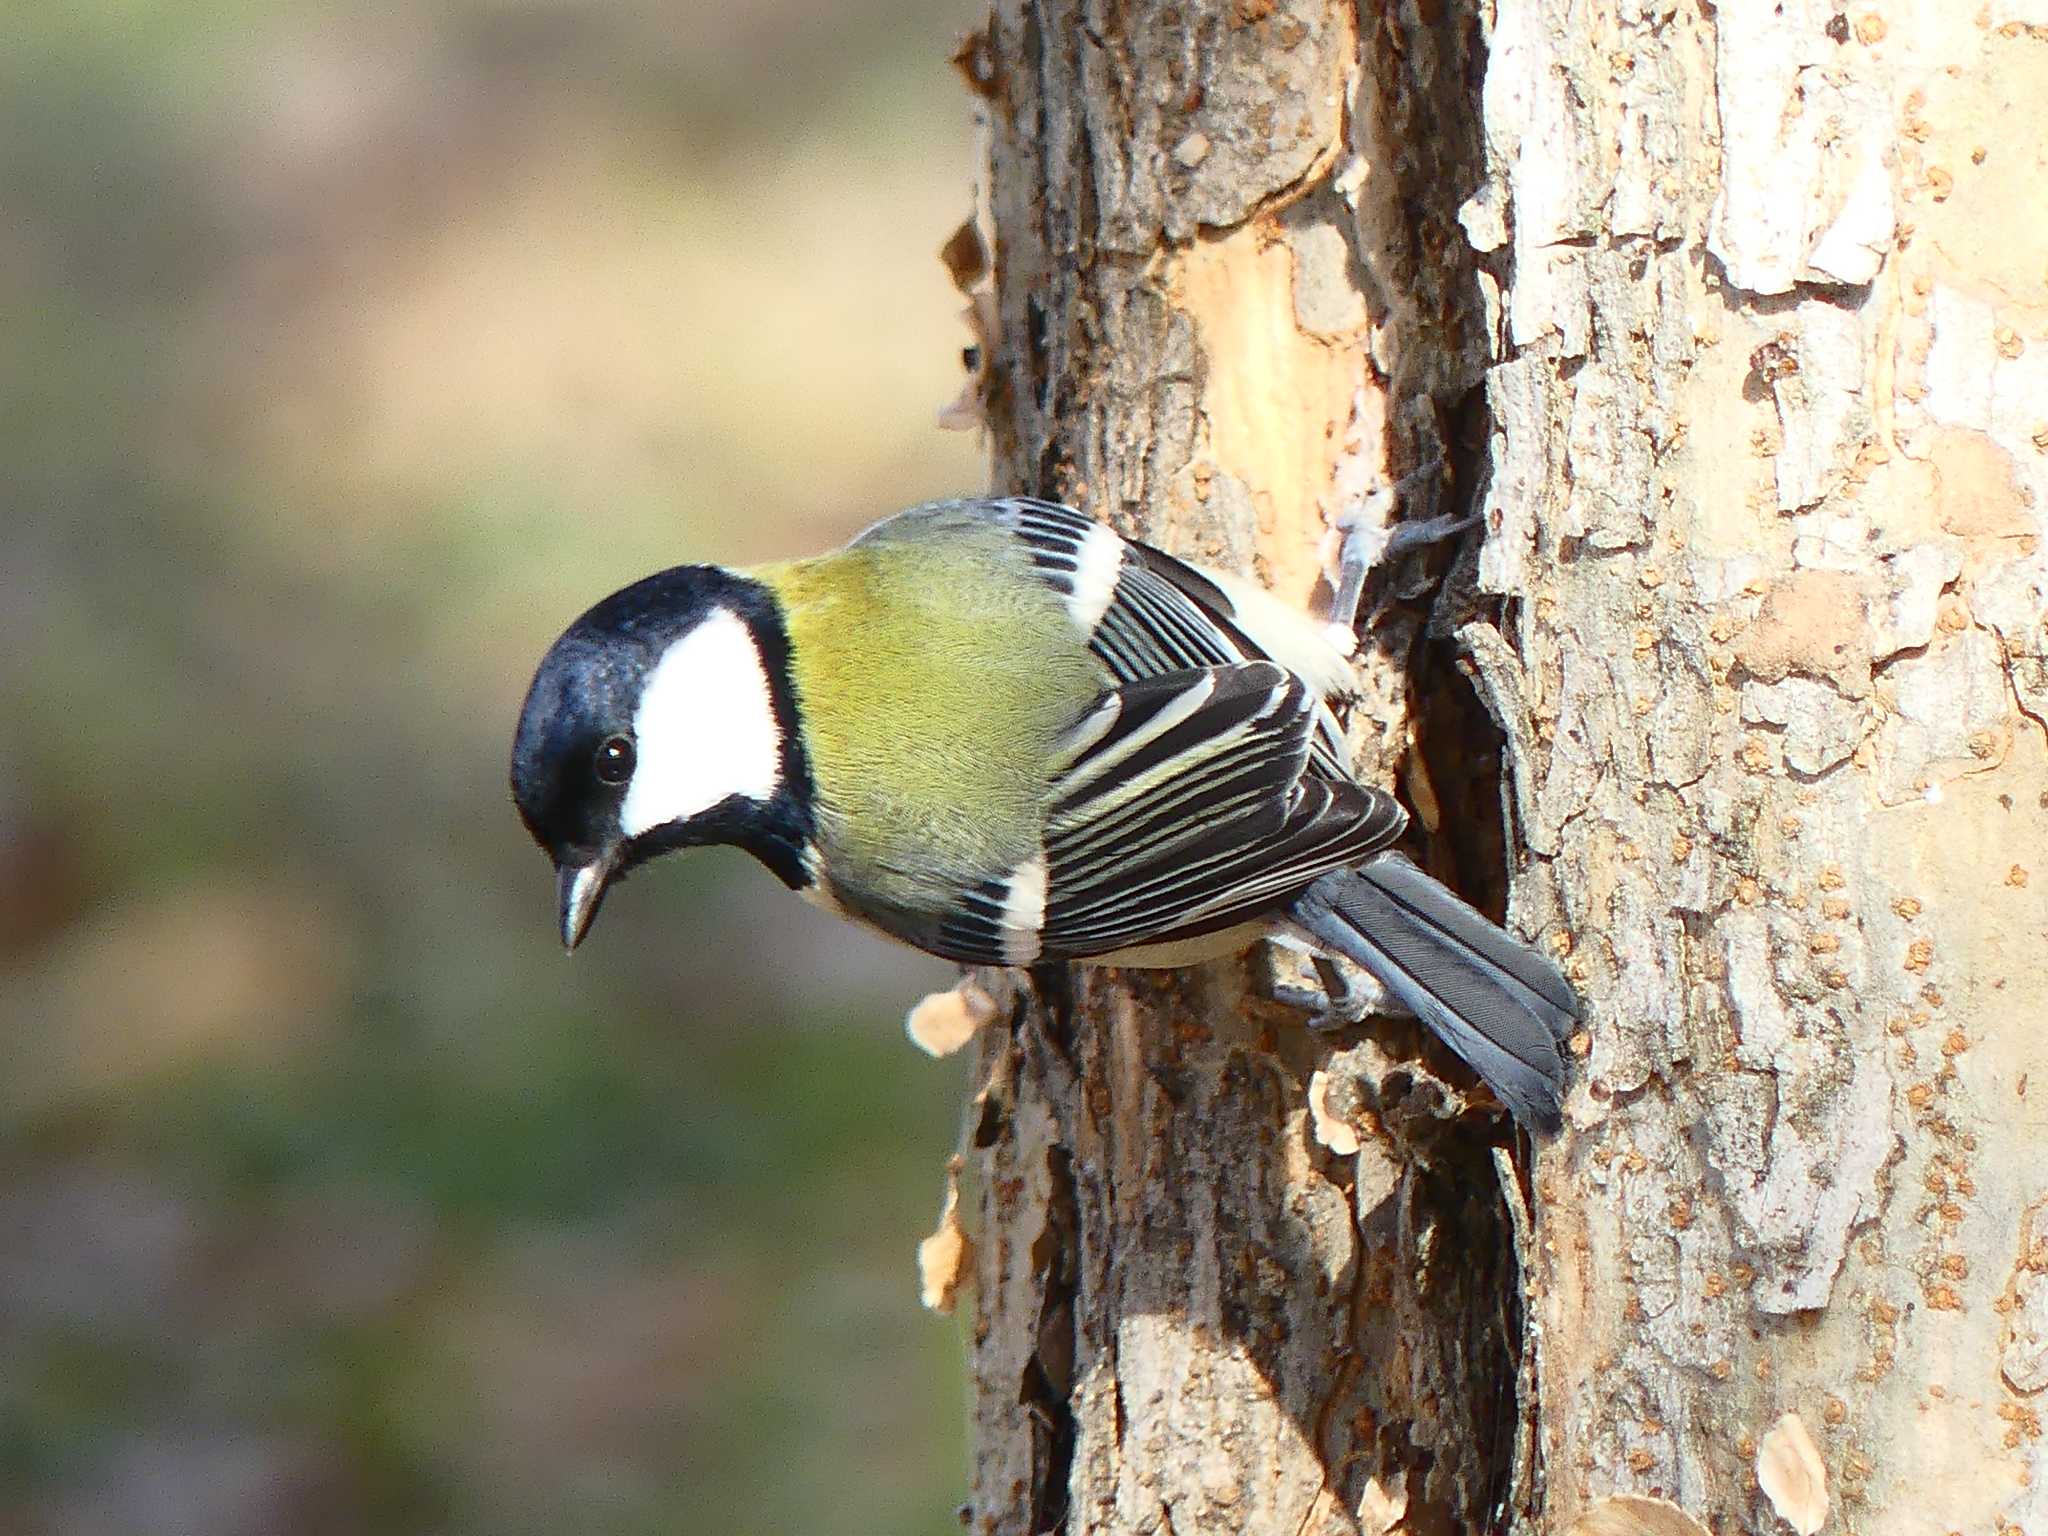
[955,0,2048,1532]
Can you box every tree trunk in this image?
[953,1,2048,1533]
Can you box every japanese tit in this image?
[510,498,1578,1132]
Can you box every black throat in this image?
[627,790,812,890]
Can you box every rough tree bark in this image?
[938,2,2048,1533]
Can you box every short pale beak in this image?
[557,857,615,952]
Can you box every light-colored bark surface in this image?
[950,0,2048,1531]
[1475,1,2048,1529]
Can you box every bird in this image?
[509,497,1579,1132]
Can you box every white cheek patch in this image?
[619,608,782,838]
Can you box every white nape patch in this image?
[998,855,1049,966]
[1067,521,1126,634]
[619,608,781,837]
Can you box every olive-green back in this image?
[753,507,1102,929]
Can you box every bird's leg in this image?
[1321,457,1476,644]
[1027,960,1077,1052]
[1301,954,1374,1032]
[1255,945,1391,1032]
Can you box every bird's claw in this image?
[1324,458,1474,633]
[1258,951,1381,1032]
[1302,954,1374,1031]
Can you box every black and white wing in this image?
[934,663,1408,967]
[986,498,1357,779]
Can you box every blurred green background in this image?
[1,1,986,1530]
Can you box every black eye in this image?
[593,734,635,785]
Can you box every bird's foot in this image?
[1323,458,1474,640]
[1257,950,1386,1032]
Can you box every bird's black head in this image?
[510,565,813,949]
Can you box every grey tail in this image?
[1286,852,1580,1135]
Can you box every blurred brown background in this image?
[2,2,985,1531]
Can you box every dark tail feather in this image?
[1286,853,1580,1135]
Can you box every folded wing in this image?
[934,663,1407,965]
[986,498,1356,780]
